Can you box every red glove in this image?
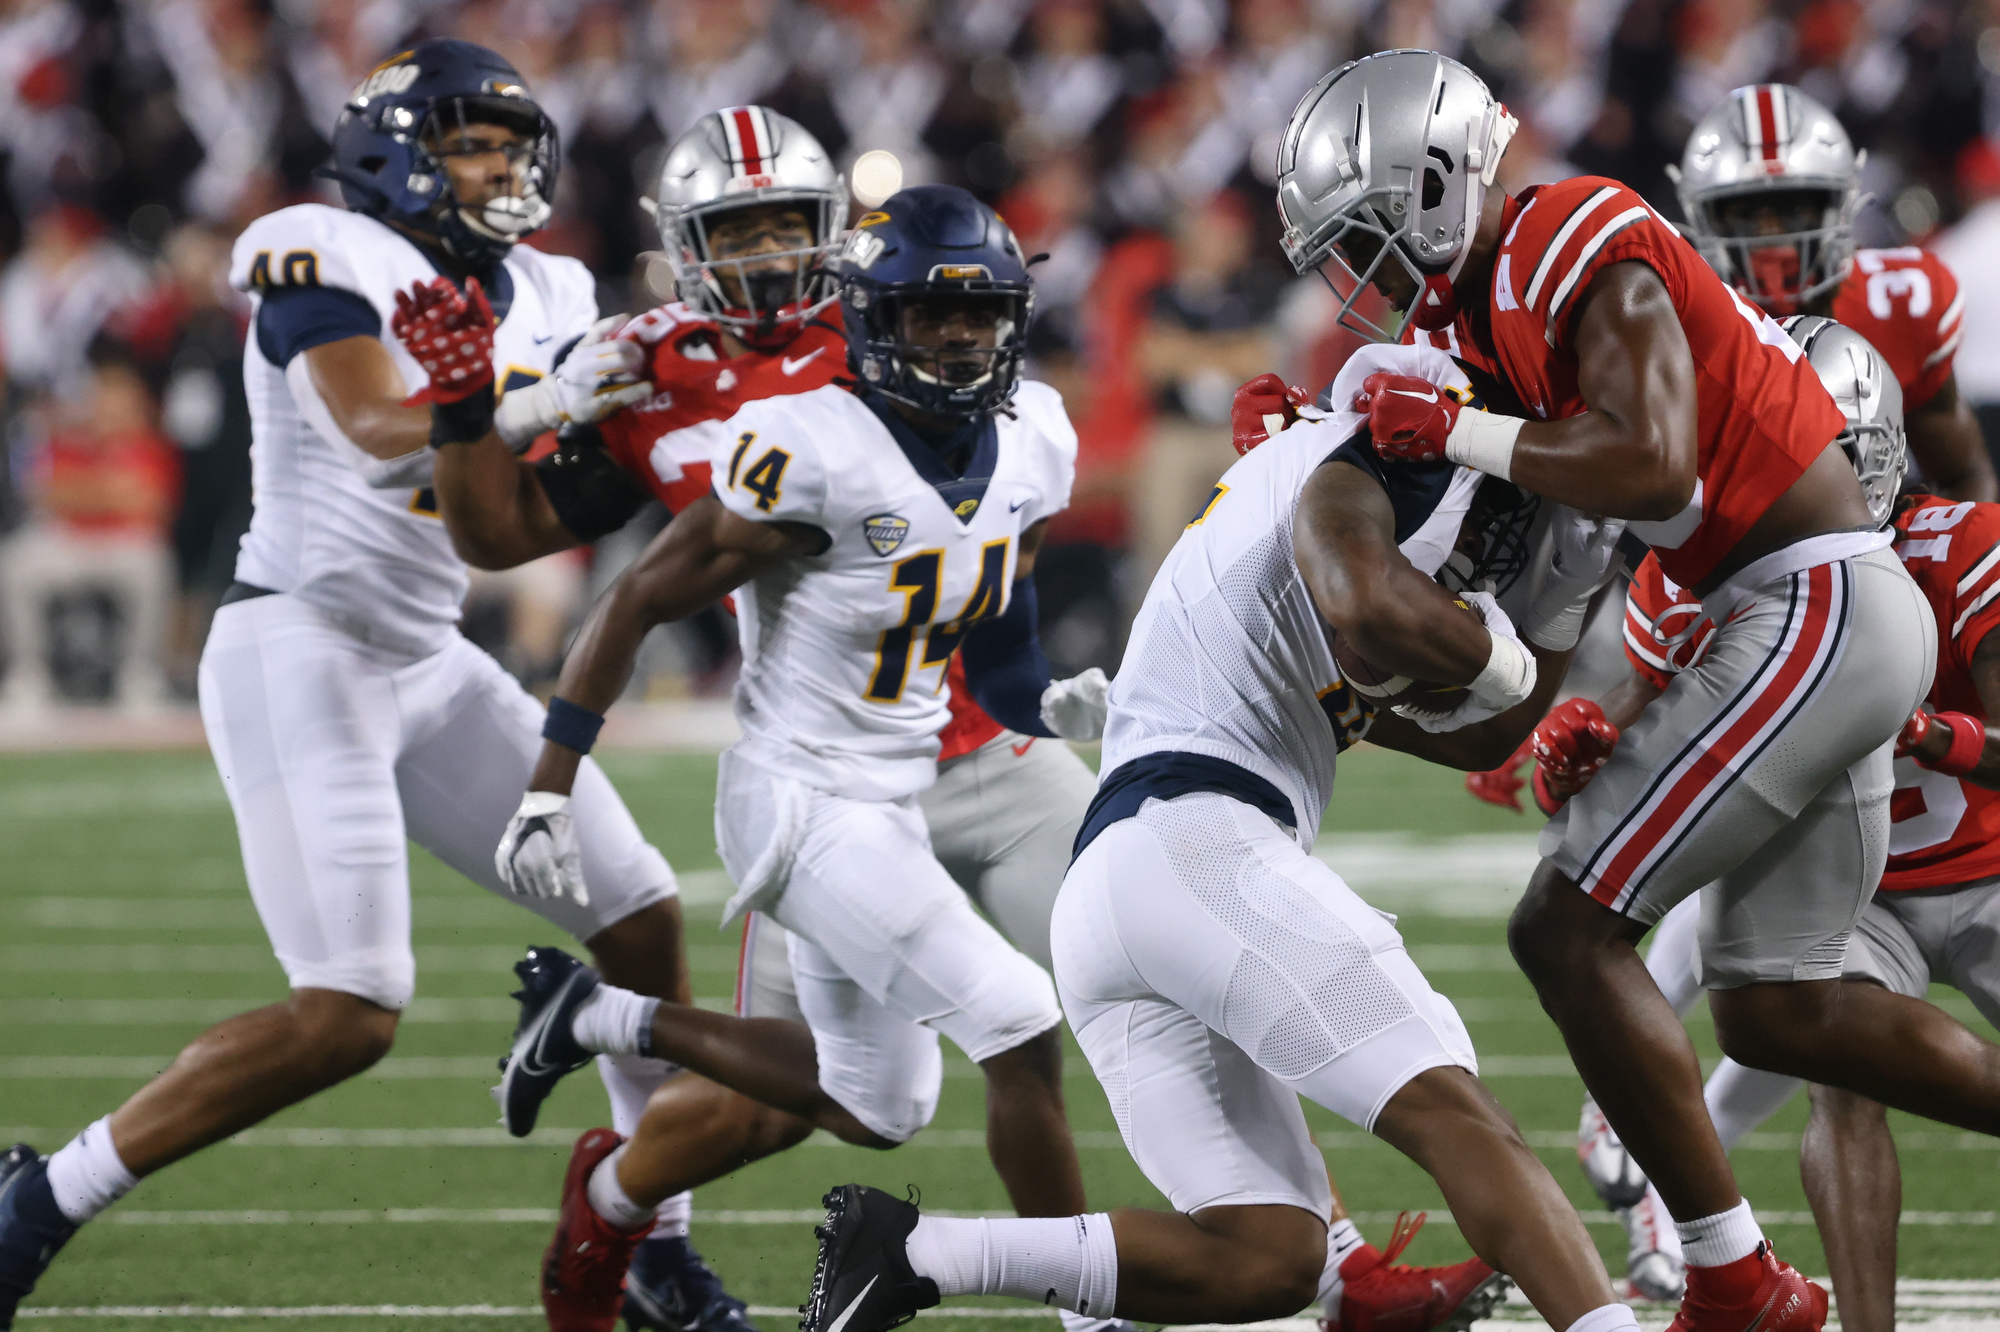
[1466,735,1533,812]
[1232,373,1312,455]
[1899,708,1986,776]
[1529,698,1620,809]
[1354,371,1461,463]
[392,276,497,404]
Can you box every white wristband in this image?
[1469,628,1536,711]
[1443,408,1526,480]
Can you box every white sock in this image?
[597,1053,678,1137]
[905,1214,1119,1317]
[1318,1218,1370,1317]
[650,1190,693,1240]
[1704,1060,1803,1152]
[585,1143,654,1231]
[1564,1303,1641,1332]
[1645,896,1705,1018]
[1675,1198,1763,1268]
[570,984,659,1059]
[45,1117,137,1224]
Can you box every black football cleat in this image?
[0,1145,78,1330]
[496,946,602,1138]
[799,1185,939,1332]
[625,1235,761,1332]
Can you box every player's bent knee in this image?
[1188,1205,1327,1319]
[286,988,399,1080]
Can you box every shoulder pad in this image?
[230,205,370,297]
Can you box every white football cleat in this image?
[1619,1181,1685,1303]
[1576,1095,1649,1208]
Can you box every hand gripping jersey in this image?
[229,204,596,652]
[1103,344,1490,842]
[1830,248,1965,409]
[711,380,1076,800]
[1625,495,2000,891]
[592,303,1007,760]
[1458,176,1848,589]
[596,303,848,513]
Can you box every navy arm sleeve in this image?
[959,576,1057,739]
[255,286,382,366]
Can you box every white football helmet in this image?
[649,106,848,349]
[1671,84,1864,314]
[1275,49,1518,342]
[1780,314,1907,529]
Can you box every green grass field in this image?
[3,745,1996,1331]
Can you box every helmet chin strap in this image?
[461,191,551,243]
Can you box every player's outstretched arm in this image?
[429,431,579,569]
[527,495,822,795]
[1906,376,1998,504]
[304,335,435,462]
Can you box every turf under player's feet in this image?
[1321,1213,1514,1332]
[0,1145,78,1331]
[624,1234,760,1332]
[496,946,601,1137]
[544,1129,649,1332]
[1666,1245,1827,1332]
[1619,1183,1686,1303]
[1577,1096,1649,1209]
[800,1185,939,1332]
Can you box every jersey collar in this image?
[859,390,1000,526]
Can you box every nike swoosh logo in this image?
[1011,738,1036,757]
[532,335,554,345]
[1009,499,1028,512]
[1387,386,1438,403]
[825,1275,879,1332]
[782,348,826,375]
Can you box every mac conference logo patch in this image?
[864,513,910,556]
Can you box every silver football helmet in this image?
[1671,84,1864,314]
[1276,49,1518,342]
[1780,315,1906,529]
[649,106,848,348]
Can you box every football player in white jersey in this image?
[444,183,1115,1314]
[792,343,1649,1332]
[0,40,706,1327]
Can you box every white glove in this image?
[1395,589,1538,734]
[492,315,652,449]
[494,791,590,906]
[1522,505,1627,651]
[1040,667,1110,742]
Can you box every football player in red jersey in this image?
[1273,49,2000,1332]
[1670,83,1992,503]
[1540,317,2000,1332]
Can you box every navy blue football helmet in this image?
[320,39,558,268]
[830,185,1034,420]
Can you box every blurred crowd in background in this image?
[4,0,2000,708]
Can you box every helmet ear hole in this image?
[1422,168,1445,211]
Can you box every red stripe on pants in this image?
[1592,563,1835,903]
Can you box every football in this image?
[1330,597,1482,713]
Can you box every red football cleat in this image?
[1667,1245,1828,1332]
[542,1127,649,1332]
[1322,1213,1514,1332]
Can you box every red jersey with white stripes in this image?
[1830,248,1963,409]
[593,303,1006,762]
[1462,176,1848,589]
[1623,497,2000,890]
[598,303,846,513]
[1880,495,2000,889]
